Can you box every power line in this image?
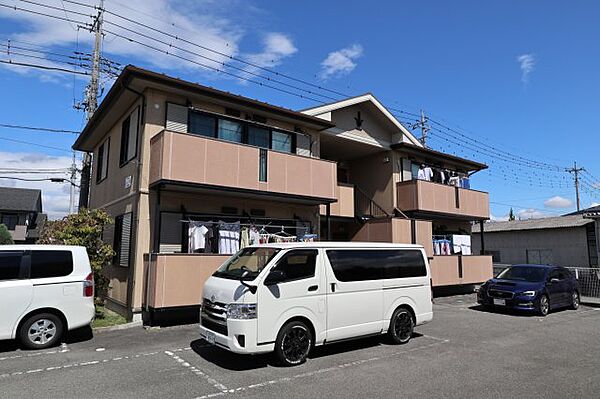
[0,136,72,153]
[0,123,80,134]
[0,59,90,75]
[0,2,91,27]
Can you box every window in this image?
[0,252,23,281]
[271,130,293,153]
[114,213,133,267]
[218,119,243,143]
[259,148,268,182]
[30,251,73,279]
[248,126,270,148]
[189,112,216,137]
[119,107,139,166]
[326,249,427,282]
[273,250,317,281]
[96,138,110,183]
[1,213,18,230]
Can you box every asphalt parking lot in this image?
[2,294,600,399]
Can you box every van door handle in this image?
[308,285,318,292]
[330,283,336,292]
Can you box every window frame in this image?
[119,106,140,167]
[0,213,19,230]
[113,212,133,268]
[187,109,297,154]
[270,249,318,283]
[96,137,110,184]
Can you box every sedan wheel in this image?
[538,295,549,317]
[571,291,580,310]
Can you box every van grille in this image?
[201,298,228,336]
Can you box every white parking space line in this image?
[191,337,450,399]
[0,349,162,379]
[0,343,69,362]
[165,350,229,392]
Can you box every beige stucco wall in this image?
[330,104,395,147]
[430,255,493,286]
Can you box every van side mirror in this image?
[264,270,286,286]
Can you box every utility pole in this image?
[566,161,585,212]
[412,110,430,146]
[69,151,77,214]
[78,0,104,210]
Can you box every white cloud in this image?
[319,44,363,79]
[0,0,294,84]
[590,202,600,208]
[516,208,548,220]
[242,33,297,82]
[517,53,535,84]
[0,151,75,220]
[544,195,573,209]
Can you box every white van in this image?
[199,242,433,366]
[0,245,95,349]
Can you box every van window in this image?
[30,251,73,279]
[326,249,426,282]
[0,252,23,281]
[272,250,317,281]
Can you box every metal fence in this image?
[566,267,600,304]
[492,264,600,304]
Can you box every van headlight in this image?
[227,304,257,319]
[519,291,536,297]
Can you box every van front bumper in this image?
[199,319,274,355]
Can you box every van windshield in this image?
[213,247,280,280]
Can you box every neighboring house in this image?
[472,213,598,267]
[73,66,493,323]
[0,187,45,243]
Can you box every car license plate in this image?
[205,331,216,345]
[493,299,506,306]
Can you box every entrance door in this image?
[324,249,383,342]
[0,251,33,339]
[256,249,326,345]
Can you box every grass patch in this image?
[92,305,127,329]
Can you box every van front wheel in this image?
[18,313,64,350]
[388,308,414,344]
[275,321,312,366]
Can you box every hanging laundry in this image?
[240,227,249,249]
[188,221,209,253]
[248,227,261,246]
[218,221,241,254]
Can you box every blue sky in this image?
[0,0,599,219]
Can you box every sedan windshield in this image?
[497,266,547,282]
[213,247,280,280]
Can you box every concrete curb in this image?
[93,320,143,333]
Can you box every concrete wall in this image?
[472,227,591,267]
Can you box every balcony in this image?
[8,225,27,241]
[319,183,355,218]
[150,130,337,202]
[430,255,493,287]
[396,179,489,219]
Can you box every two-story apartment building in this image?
[73,66,492,324]
[0,187,45,243]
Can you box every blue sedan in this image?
[477,264,580,316]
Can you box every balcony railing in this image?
[396,179,489,219]
[430,255,493,287]
[150,130,337,201]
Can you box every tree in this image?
[38,208,115,302]
[0,223,14,245]
[508,208,516,221]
